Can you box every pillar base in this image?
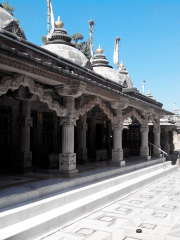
[59,169,79,176]
[18,151,32,168]
[140,147,149,157]
[112,149,123,161]
[153,146,161,157]
[49,153,59,169]
[108,160,125,167]
[59,153,78,174]
[139,155,151,161]
[153,154,161,158]
[77,148,87,161]
[14,151,32,173]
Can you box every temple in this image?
[0,4,180,240]
[0,6,178,175]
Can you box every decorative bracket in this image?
[55,81,87,98]
[110,97,129,110]
[76,96,117,124]
[123,108,146,124]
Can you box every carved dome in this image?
[0,7,26,39]
[42,16,88,68]
[92,46,124,85]
[43,43,88,67]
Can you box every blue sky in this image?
[7,0,180,112]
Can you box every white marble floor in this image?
[38,169,180,240]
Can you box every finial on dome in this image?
[96,45,103,54]
[55,16,64,28]
[147,90,151,96]
[120,61,124,68]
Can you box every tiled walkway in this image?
[39,169,180,240]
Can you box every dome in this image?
[43,43,88,67]
[92,45,124,85]
[93,66,124,84]
[0,6,26,39]
[0,6,13,28]
[42,16,88,67]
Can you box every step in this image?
[0,164,177,240]
[0,157,165,210]
[0,161,171,230]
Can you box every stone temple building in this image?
[0,5,180,240]
[0,6,176,175]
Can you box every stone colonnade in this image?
[17,101,165,173]
[0,75,171,174]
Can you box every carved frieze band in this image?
[86,84,119,101]
[76,96,117,123]
[0,54,122,101]
[123,108,145,124]
[0,54,68,84]
[0,75,65,117]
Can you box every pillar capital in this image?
[164,126,172,132]
[77,122,88,131]
[140,124,149,133]
[60,115,76,126]
[112,121,123,131]
[153,126,161,134]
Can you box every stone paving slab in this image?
[38,169,180,240]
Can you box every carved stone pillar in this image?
[55,81,87,174]
[52,111,59,153]
[140,120,149,158]
[36,112,43,167]
[59,97,78,174]
[170,129,175,154]
[164,128,170,155]
[18,100,33,171]
[111,109,125,166]
[77,113,87,161]
[11,107,19,163]
[153,119,161,157]
[109,99,129,166]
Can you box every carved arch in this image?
[76,96,117,123]
[0,75,65,117]
[123,108,145,124]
